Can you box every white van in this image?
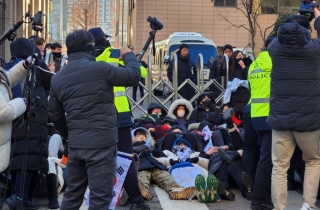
[150,32,218,96]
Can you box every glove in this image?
[21,98,28,107]
[23,54,39,69]
[133,145,147,153]
[142,146,154,153]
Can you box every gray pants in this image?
[60,145,117,210]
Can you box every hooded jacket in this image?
[167,50,197,101]
[10,38,53,173]
[0,62,27,173]
[131,127,167,171]
[267,19,320,132]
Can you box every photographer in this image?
[267,7,320,210]
[48,29,141,210]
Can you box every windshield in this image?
[169,44,217,68]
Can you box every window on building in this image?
[262,0,300,14]
[261,0,277,14]
[214,0,236,7]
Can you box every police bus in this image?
[150,32,218,96]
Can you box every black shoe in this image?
[223,108,234,129]
[241,172,253,201]
[218,148,241,164]
[129,200,150,210]
[5,194,26,210]
[186,157,199,163]
[251,199,274,210]
[25,200,39,210]
[48,201,60,209]
[217,181,235,201]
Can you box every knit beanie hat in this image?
[223,44,233,52]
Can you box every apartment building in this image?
[116,0,311,56]
[0,0,52,61]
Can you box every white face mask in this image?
[177,110,185,117]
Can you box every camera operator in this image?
[48,29,141,210]
[4,37,54,210]
[267,7,320,210]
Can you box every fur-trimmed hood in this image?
[131,127,152,144]
[167,99,193,120]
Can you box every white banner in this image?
[85,154,132,209]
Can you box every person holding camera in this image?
[267,7,320,210]
[48,29,141,210]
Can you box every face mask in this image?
[52,52,62,58]
[177,110,185,118]
[202,100,212,108]
[235,58,243,62]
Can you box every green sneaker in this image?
[195,174,206,203]
[206,174,218,203]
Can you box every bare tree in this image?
[219,0,289,54]
[71,0,99,31]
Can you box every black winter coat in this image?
[167,51,197,101]
[267,18,320,132]
[10,38,53,173]
[48,52,141,149]
[188,105,223,126]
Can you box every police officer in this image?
[88,27,149,210]
[246,37,275,210]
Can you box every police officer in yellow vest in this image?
[247,36,275,210]
[89,27,150,210]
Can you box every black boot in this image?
[218,148,241,164]
[46,174,60,209]
[129,200,150,210]
[223,108,234,129]
[241,172,253,201]
[217,181,235,201]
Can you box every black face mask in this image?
[235,58,243,63]
[202,100,212,108]
[52,52,62,58]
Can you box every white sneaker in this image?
[301,203,314,210]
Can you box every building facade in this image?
[118,0,309,57]
[0,0,51,61]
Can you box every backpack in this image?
[5,57,24,98]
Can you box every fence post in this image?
[197,53,204,92]
[173,54,178,101]
[223,54,229,87]
[147,54,152,105]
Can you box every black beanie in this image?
[223,44,233,52]
[179,43,189,50]
[88,27,110,48]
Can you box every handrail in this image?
[147,54,152,105]
[197,53,204,92]
[173,53,178,101]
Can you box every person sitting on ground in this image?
[167,98,193,132]
[131,127,194,201]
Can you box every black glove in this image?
[142,146,154,153]
[23,54,39,69]
[133,145,147,153]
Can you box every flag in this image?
[202,125,212,141]
[145,138,151,148]
[203,138,213,152]
[177,148,191,162]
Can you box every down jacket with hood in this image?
[188,93,223,126]
[167,99,193,125]
[267,18,320,132]
[0,61,27,173]
[131,127,167,171]
[10,38,53,173]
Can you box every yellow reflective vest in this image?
[248,51,272,119]
[96,47,147,127]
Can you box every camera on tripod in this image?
[147,16,163,31]
[32,11,44,32]
[299,0,319,21]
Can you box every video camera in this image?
[299,0,319,21]
[147,16,163,30]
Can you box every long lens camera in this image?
[147,16,163,30]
